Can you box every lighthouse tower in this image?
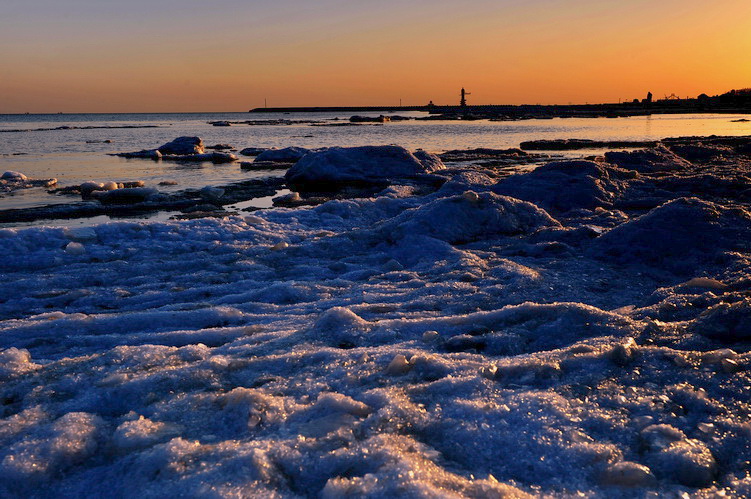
[460,88,471,107]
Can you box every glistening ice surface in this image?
[1,137,751,497]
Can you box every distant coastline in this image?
[249,102,751,120]
[249,88,751,119]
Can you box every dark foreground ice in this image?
[1,138,751,497]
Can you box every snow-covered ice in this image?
[1,138,751,497]
[286,146,445,190]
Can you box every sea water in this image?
[1,111,749,213]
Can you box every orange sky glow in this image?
[1,0,749,113]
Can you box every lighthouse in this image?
[460,88,471,107]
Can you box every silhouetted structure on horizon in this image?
[460,88,471,107]
[249,87,751,117]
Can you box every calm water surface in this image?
[1,111,749,214]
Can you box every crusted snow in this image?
[1,147,751,497]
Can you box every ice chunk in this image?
[720,357,742,373]
[385,354,412,376]
[691,299,751,342]
[79,181,105,196]
[422,330,440,342]
[588,197,751,274]
[270,241,289,251]
[308,393,372,418]
[113,416,178,452]
[0,348,40,378]
[313,307,371,346]
[285,145,445,190]
[647,439,717,487]
[255,146,310,163]
[94,187,158,204]
[702,348,737,364]
[640,424,686,451]
[383,191,559,244]
[274,192,302,204]
[1,412,102,480]
[199,186,224,203]
[244,215,266,224]
[116,148,162,159]
[220,388,289,431]
[462,190,480,203]
[239,147,268,156]
[610,337,638,366]
[433,171,495,198]
[605,145,692,172]
[1,171,27,181]
[64,227,98,242]
[162,152,237,163]
[599,461,656,487]
[679,277,727,290]
[157,136,204,155]
[668,143,733,163]
[64,241,85,255]
[493,160,632,213]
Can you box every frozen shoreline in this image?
[1,137,751,497]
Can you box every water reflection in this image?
[1,112,749,214]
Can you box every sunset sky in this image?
[1,0,750,113]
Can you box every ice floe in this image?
[286,145,445,191]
